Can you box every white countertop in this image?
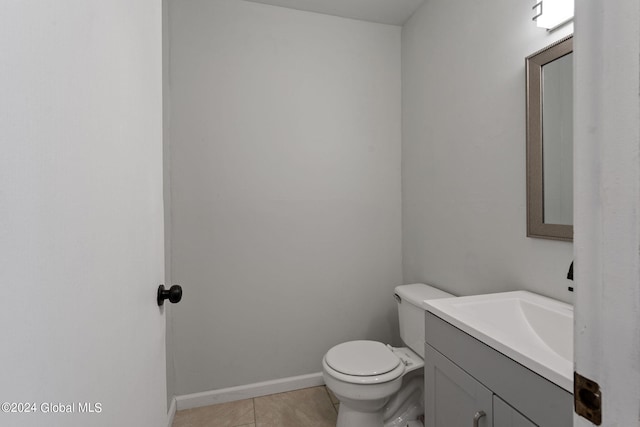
[423,291,573,392]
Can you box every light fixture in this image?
[532,0,574,31]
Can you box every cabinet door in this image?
[425,344,493,427]
[494,396,537,427]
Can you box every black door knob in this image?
[157,284,182,306]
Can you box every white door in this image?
[0,2,167,427]
[574,0,640,426]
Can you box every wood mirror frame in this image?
[526,35,573,242]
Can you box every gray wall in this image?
[401,0,574,302]
[168,0,402,395]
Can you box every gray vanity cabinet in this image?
[494,396,536,427]
[424,312,572,427]
[424,344,493,426]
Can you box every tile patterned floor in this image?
[172,386,340,427]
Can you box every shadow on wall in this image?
[365,306,401,347]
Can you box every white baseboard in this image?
[175,372,325,411]
[166,397,177,427]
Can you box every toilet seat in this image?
[323,340,405,384]
[326,341,400,376]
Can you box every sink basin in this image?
[423,291,573,392]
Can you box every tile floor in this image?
[172,386,340,427]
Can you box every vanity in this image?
[423,292,573,427]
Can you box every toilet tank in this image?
[395,283,454,358]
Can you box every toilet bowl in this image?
[322,283,454,427]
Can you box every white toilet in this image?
[322,283,454,427]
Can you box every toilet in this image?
[322,283,454,427]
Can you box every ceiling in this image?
[244,0,425,26]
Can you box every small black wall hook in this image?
[158,284,182,306]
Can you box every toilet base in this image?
[332,375,424,427]
[383,374,424,426]
[337,402,385,427]
[336,405,424,427]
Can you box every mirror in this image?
[526,35,573,241]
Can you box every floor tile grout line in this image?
[322,386,339,414]
[253,397,257,426]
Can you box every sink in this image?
[423,291,573,392]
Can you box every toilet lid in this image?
[325,340,400,376]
